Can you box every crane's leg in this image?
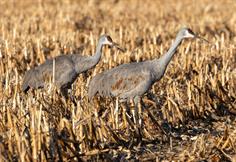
[94,104,103,142]
[114,97,119,129]
[121,101,129,129]
[131,99,137,126]
[120,101,134,137]
[60,87,69,99]
[60,85,77,106]
[133,96,142,142]
[141,98,168,136]
[133,96,142,127]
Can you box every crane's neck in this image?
[73,41,104,74]
[158,35,183,67]
[151,35,184,80]
[92,41,103,63]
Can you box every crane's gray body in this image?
[22,35,114,96]
[88,28,196,101]
[22,54,97,95]
[88,59,165,99]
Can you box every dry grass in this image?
[0,0,236,161]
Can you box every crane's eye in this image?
[187,29,195,36]
[106,36,113,42]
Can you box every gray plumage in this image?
[22,35,121,97]
[88,28,202,101]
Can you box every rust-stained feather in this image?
[111,78,123,90]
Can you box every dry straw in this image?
[0,0,235,161]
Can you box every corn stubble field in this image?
[0,0,236,161]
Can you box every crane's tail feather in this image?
[22,68,44,92]
[22,69,34,92]
[88,73,113,100]
[22,84,30,93]
[88,80,97,100]
[88,74,103,100]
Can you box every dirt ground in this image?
[0,0,235,161]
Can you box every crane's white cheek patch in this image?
[104,39,113,45]
[185,32,195,38]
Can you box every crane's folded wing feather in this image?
[88,62,153,99]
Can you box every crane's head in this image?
[99,35,114,46]
[179,28,209,43]
[181,28,196,38]
[99,35,126,52]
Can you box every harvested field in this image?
[0,0,236,161]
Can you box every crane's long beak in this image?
[195,35,210,44]
[112,42,126,52]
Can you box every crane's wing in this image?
[22,55,76,92]
[88,62,153,100]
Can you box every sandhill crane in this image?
[22,35,124,97]
[88,28,208,132]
